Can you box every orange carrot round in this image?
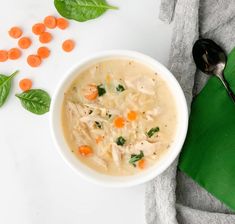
[27,55,41,67]
[37,46,50,59]
[32,23,46,35]
[44,16,57,29]
[57,18,69,30]
[127,111,137,121]
[62,39,75,52]
[39,32,52,43]
[138,159,145,169]
[8,26,22,39]
[18,37,32,49]
[0,50,8,62]
[8,48,21,60]
[19,78,33,91]
[84,84,98,100]
[114,117,125,128]
[78,145,93,156]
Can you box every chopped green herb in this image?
[116,136,126,146]
[97,84,106,96]
[95,121,102,129]
[146,127,160,138]
[116,84,125,92]
[129,151,144,167]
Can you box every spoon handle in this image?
[217,73,235,103]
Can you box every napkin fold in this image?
[145,0,235,223]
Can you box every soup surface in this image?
[62,58,177,176]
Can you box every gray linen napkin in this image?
[145,0,235,223]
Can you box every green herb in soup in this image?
[116,136,126,146]
[146,127,160,138]
[129,151,144,167]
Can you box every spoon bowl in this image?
[192,38,235,102]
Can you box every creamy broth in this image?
[62,59,177,176]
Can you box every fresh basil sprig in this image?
[16,89,51,115]
[129,151,144,167]
[0,70,19,107]
[54,0,118,22]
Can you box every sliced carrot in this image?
[57,18,69,30]
[27,55,41,67]
[138,159,145,169]
[44,15,57,29]
[62,39,75,52]
[19,78,33,91]
[84,84,98,100]
[8,48,21,60]
[114,116,125,128]
[78,145,93,156]
[0,50,8,62]
[95,135,104,144]
[37,46,50,59]
[39,32,52,43]
[8,26,22,39]
[32,23,46,35]
[127,111,137,121]
[18,37,32,49]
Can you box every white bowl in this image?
[50,50,188,187]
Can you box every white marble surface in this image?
[0,1,173,223]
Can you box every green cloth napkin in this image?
[179,47,235,211]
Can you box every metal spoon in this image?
[192,38,235,102]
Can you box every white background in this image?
[0,0,173,223]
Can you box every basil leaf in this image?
[54,0,118,22]
[116,136,126,146]
[116,84,125,92]
[129,151,144,167]
[0,70,19,107]
[146,127,160,138]
[15,89,51,115]
[97,84,106,96]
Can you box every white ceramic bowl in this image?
[50,50,188,187]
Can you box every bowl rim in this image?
[50,50,188,188]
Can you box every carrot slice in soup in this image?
[18,37,32,49]
[0,50,8,62]
[8,26,22,39]
[8,48,21,60]
[127,111,137,121]
[114,117,125,128]
[19,78,33,91]
[39,32,52,43]
[37,47,50,59]
[78,145,93,156]
[138,159,145,169]
[57,18,69,30]
[84,84,98,100]
[27,55,41,67]
[44,16,57,29]
[32,23,46,35]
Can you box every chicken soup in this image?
[62,59,177,176]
